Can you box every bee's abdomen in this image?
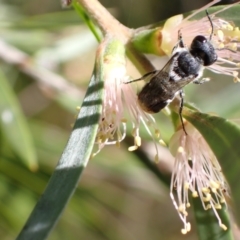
[137,81,174,113]
[137,97,169,113]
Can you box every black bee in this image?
[127,10,217,134]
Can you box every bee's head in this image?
[190,35,217,66]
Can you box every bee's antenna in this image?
[206,9,214,40]
[178,29,185,48]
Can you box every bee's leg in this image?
[179,90,188,135]
[124,70,158,84]
[193,77,210,84]
[178,30,185,48]
[172,30,185,53]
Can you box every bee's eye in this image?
[192,35,207,43]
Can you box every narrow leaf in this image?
[0,69,37,170]
[72,1,102,42]
[16,67,104,240]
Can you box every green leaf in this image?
[192,197,233,240]
[72,1,102,42]
[184,110,240,227]
[15,67,103,240]
[0,69,38,170]
[0,157,46,195]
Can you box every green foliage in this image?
[0,69,37,170]
[0,1,240,240]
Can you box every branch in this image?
[0,39,83,99]
[76,0,131,40]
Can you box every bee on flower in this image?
[92,1,240,234]
[95,0,240,155]
[159,0,240,82]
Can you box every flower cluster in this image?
[94,57,162,161]
[169,124,228,234]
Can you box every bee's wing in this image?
[160,52,197,90]
[150,51,187,80]
[158,54,177,75]
[127,53,178,84]
[130,51,196,88]
[127,70,159,83]
[131,55,176,83]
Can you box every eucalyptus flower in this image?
[93,39,161,159]
[169,123,228,234]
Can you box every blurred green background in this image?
[0,0,239,239]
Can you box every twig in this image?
[0,39,83,99]
[77,0,131,41]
